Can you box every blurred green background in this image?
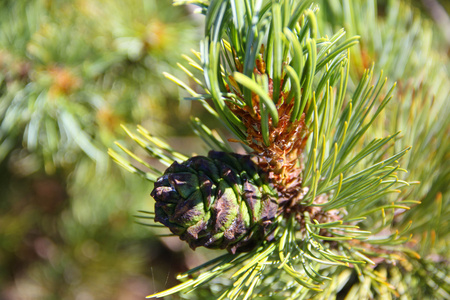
[0,0,206,299]
[0,0,448,299]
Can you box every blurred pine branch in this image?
[0,0,197,173]
[0,1,199,299]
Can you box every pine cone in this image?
[151,151,278,253]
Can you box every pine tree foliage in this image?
[0,0,195,173]
[0,1,198,298]
[313,1,450,298]
[317,0,450,246]
[108,1,450,298]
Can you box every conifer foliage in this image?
[112,0,449,298]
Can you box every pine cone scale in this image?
[198,174,215,209]
[170,190,204,226]
[168,172,199,199]
[212,182,240,232]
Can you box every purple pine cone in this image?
[151,151,278,254]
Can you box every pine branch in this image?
[108,1,434,299]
